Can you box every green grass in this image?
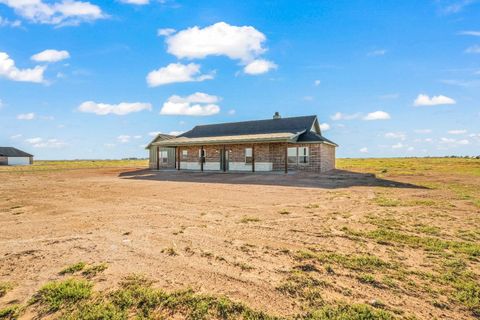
[0,282,13,297]
[306,304,395,320]
[0,305,21,319]
[60,262,86,275]
[82,263,108,277]
[33,278,93,311]
[0,159,147,173]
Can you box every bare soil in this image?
[0,164,479,319]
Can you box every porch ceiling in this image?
[151,132,298,147]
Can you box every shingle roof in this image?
[297,131,338,146]
[179,115,317,138]
[0,147,33,157]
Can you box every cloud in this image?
[385,132,406,140]
[414,129,432,134]
[458,30,480,36]
[160,92,221,116]
[78,101,152,115]
[367,49,387,57]
[465,45,480,54]
[363,111,391,121]
[330,112,360,121]
[448,129,467,134]
[228,109,236,115]
[165,22,267,62]
[0,0,106,26]
[320,123,330,131]
[119,0,149,4]
[17,112,35,120]
[0,52,46,83]
[25,137,67,148]
[157,28,176,36]
[117,135,130,143]
[314,80,321,86]
[440,137,470,145]
[359,147,368,153]
[10,134,22,139]
[392,142,404,149]
[0,15,21,27]
[146,62,213,87]
[440,0,476,14]
[243,59,277,75]
[413,94,456,106]
[31,49,70,62]
[168,130,183,136]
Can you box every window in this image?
[159,150,168,163]
[298,147,309,164]
[198,148,206,163]
[182,150,188,158]
[245,148,252,164]
[287,147,297,164]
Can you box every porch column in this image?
[177,147,180,170]
[156,146,160,170]
[284,142,288,174]
[252,144,255,172]
[200,146,204,172]
[223,145,226,172]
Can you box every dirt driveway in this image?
[0,165,479,319]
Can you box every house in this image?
[0,147,33,166]
[146,113,337,173]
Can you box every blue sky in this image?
[0,0,479,160]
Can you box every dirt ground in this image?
[1,160,479,319]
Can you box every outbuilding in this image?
[0,147,34,166]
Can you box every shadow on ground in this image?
[119,169,427,189]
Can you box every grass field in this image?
[0,158,479,319]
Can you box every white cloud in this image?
[0,0,106,26]
[440,137,470,145]
[117,135,130,143]
[413,94,456,106]
[458,30,480,36]
[367,49,387,56]
[363,111,391,121]
[228,109,236,115]
[320,123,330,131]
[385,132,406,140]
[243,59,277,75]
[146,62,213,87]
[448,129,467,135]
[160,92,221,116]
[119,0,149,4]
[465,45,480,54]
[392,142,404,149]
[10,134,22,139]
[414,129,432,134]
[25,137,67,148]
[314,80,321,86]
[165,22,267,62]
[0,52,46,83]
[148,131,161,136]
[303,96,314,101]
[359,147,368,153]
[0,98,3,109]
[0,15,21,27]
[168,130,183,136]
[31,49,70,62]
[157,28,176,36]
[330,112,360,121]
[17,112,35,120]
[78,101,152,115]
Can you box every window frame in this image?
[159,150,168,164]
[298,146,309,164]
[287,147,298,164]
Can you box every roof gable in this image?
[179,115,317,138]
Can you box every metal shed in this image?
[0,147,34,166]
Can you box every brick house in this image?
[146,113,337,173]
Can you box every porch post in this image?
[200,145,204,172]
[284,142,288,174]
[156,146,160,170]
[223,145,226,172]
[177,147,180,170]
[252,144,255,172]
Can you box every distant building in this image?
[146,113,337,173]
[0,147,33,166]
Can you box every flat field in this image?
[0,158,479,319]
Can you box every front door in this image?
[220,148,229,171]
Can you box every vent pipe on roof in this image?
[273,111,281,119]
